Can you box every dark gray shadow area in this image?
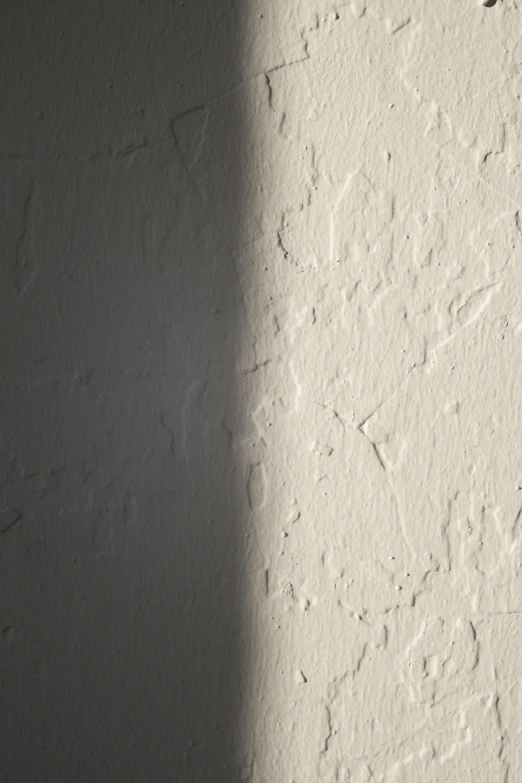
[0,1,245,780]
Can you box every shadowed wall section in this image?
[0,1,246,780]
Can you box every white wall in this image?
[2,1,521,781]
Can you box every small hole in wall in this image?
[482,0,497,6]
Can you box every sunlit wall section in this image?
[232,1,522,781]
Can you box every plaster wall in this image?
[2,1,522,782]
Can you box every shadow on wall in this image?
[0,1,246,780]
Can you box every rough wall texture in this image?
[1,0,522,781]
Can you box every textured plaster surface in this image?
[1,0,522,781]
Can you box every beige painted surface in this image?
[231,1,522,780]
[1,0,521,781]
